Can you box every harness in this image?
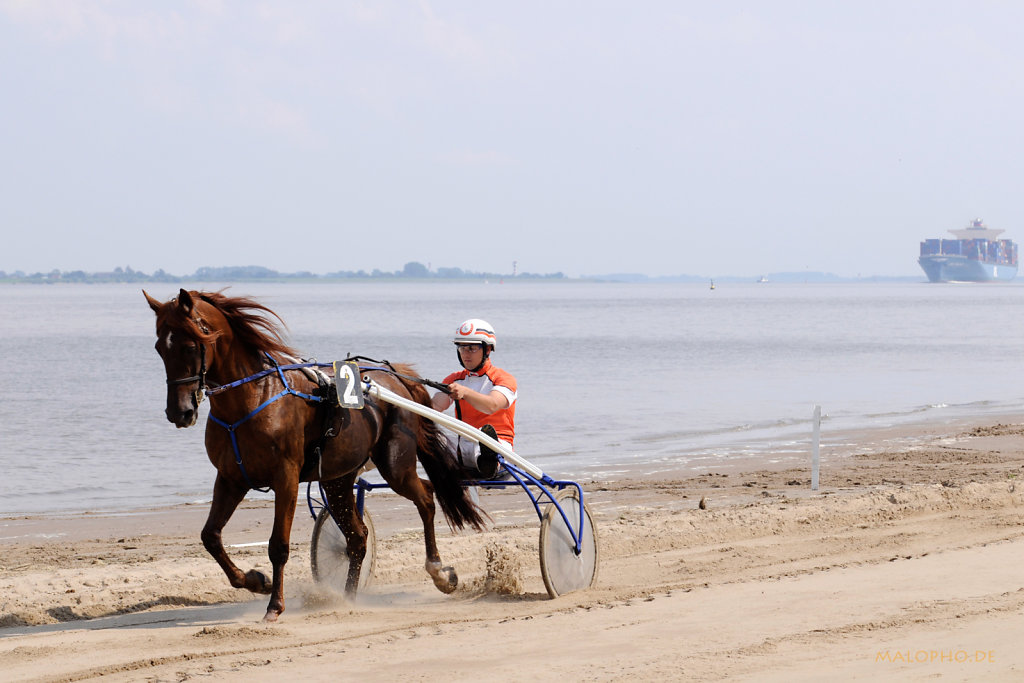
[204,353,329,491]
[171,352,447,491]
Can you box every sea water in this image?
[2,280,1023,516]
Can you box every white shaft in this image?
[363,380,545,480]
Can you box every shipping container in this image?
[941,239,963,255]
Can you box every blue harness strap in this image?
[205,356,444,492]
[207,353,331,492]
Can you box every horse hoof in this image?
[244,569,272,594]
[263,610,280,623]
[431,566,458,594]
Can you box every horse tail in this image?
[416,415,489,532]
[389,367,488,532]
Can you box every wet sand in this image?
[3,417,1024,681]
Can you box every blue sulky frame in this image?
[305,458,590,557]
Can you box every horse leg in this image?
[261,480,298,622]
[380,456,457,594]
[320,474,368,596]
[201,474,272,595]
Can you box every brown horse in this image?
[143,288,486,621]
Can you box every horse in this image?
[143,288,486,622]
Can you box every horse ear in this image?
[143,289,162,314]
[178,289,194,316]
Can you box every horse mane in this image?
[190,290,298,358]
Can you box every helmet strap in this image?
[456,343,491,373]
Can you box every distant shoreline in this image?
[0,269,927,285]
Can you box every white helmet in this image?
[454,318,497,350]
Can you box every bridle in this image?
[166,340,209,408]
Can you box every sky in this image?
[3,1,1024,279]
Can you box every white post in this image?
[811,405,821,491]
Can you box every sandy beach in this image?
[3,417,1024,681]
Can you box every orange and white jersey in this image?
[442,359,517,447]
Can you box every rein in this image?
[343,355,451,395]
[201,353,448,491]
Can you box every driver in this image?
[431,319,517,479]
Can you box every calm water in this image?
[3,280,1023,516]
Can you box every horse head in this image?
[144,288,223,428]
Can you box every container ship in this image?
[918,218,1018,282]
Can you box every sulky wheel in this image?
[310,506,376,593]
[539,487,599,598]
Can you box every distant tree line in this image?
[0,262,566,284]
